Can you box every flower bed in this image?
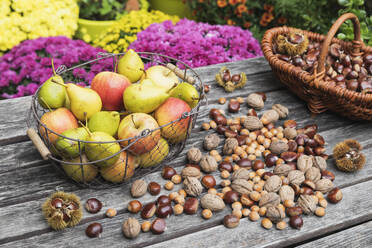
[0,37,113,99]
[92,10,179,53]
[0,0,79,54]
[129,19,262,68]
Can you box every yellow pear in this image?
[117,49,144,83]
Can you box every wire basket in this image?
[26,52,206,188]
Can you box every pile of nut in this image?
[119,91,343,239]
[274,33,372,94]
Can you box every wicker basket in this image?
[261,13,372,121]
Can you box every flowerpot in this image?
[76,18,116,42]
[149,0,193,19]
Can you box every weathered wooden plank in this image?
[4,175,372,248]
[0,57,271,146]
[298,221,372,248]
[0,139,371,245]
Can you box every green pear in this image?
[123,79,169,113]
[85,131,120,167]
[38,73,66,109]
[169,82,200,108]
[65,83,102,121]
[61,154,98,182]
[88,111,120,136]
[117,49,144,83]
[55,127,89,158]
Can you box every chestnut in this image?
[141,202,156,219]
[237,135,248,146]
[51,198,63,209]
[281,151,298,162]
[314,134,325,146]
[224,130,238,138]
[231,74,241,83]
[286,206,303,217]
[301,187,314,195]
[128,200,143,213]
[151,218,166,234]
[184,198,199,215]
[86,222,103,238]
[321,170,335,181]
[162,166,176,180]
[204,85,210,93]
[247,108,258,117]
[217,125,229,135]
[156,204,173,218]
[157,195,171,207]
[148,182,161,196]
[237,158,252,168]
[228,99,240,113]
[85,198,103,214]
[223,72,231,82]
[265,153,279,167]
[201,175,216,189]
[346,80,359,91]
[253,160,265,171]
[209,108,221,119]
[289,216,303,229]
[327,187,342,203]
[214,115,227,126]
[283,120,297,128]
[219,161,233,172]
[223,214,240,228]
[288,140,298,152]
[223,191,239,204]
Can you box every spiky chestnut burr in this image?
[276,32,309,56]
[42,191,83,230]
[333,139,366,172]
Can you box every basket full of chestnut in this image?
[261,13,372,121]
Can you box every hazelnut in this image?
[148,182,161,195]
[141,221,151,232]
[219,97,226,104]
[248,211,260,221]
[164,181,174,191]
[276,221,287,230]
[202,209,213,219]
[253,160,265,170]
[173,204,184,215]
[128,200,142,213]
[262,218,273,229]
[315,207,326,217]
[232,201,243,210]
[223,214,240,228]
[171,174,182,184]
[174,195,185,205]
[105,208,117,218]
[202,122,210,130]
[232,209,243,219]
[178,189,187,198]
[327,187,343,203]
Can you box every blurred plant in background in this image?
[0,0,79,54]
[78,0,149,20]
[92,10,179,53]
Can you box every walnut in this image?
[122,217,141,239]
[130,179,147,198]
[287,170,305,185]
[269,140,289,155]
[259,192,280,208]
[305,167,321,182]
[264,175,282,192]
[181,167,202,179]
[279,185,295,202]
[298,195,317,214]
[200,194,225,212]
[203,134,220,151]
[266,206,286,223]
[231,179,253,195]
[200,155,218,173]
[231,168,250,181]
[283,127,297,139]
[260,110,280,125]
[297,155,313,172]
[312,156,327,171]
[223,138,239,155]
[315,178,334,193]
[243,116,263,131]
[272,104,289,119]
[187,147,202,164]
[273,164,293,176]
[183,177,203,197]
[247,93,264,110]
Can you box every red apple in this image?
[155,97,191,143]
[91,71,131,111]
[117,113,161,155]
[39,107,78,144]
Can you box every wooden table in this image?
[1,57,372,248]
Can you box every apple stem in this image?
[40,97,53,112]
[191,97,200,100]
[114,57,118,73]
[79,113,92,136]
[118,111,130,116]
[51,58,56,76]
[166,82,178,93]
[131,114,137,128]
[140,68,147,77]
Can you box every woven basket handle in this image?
[316,13,363,75]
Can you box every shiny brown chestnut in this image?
[286,206,303,217]
[184,198,199,214]
[151,218,166,234]
[156,204,173,218]
[162,166,177,180]
[224,191,239,204]
[86,222,103,238]
[141,202,156,219]
[237,135,248,146]
[51,198,63,209]
[85,198,103,214]
[219,161,233,172]
[253,160,265,170]
[247,108,258,117]
[327,187,343,203]
[202,175,216,189]
[148,182,161,196]
[128,200,143,213]
[321,170,335,181]
[157,195,171,207]
[228,99,240,113]
[209,108,221,119]
[281,151,298,162]
[265,153,279,167]
[215,115,227,126]
[217,125,229,135]
[237,158,252,168]
[231,74,241,83]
